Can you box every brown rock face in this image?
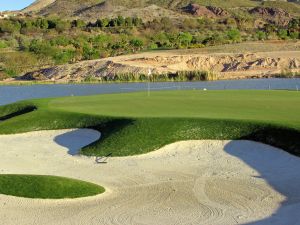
[206,6,229,17]
[249,7,291,26]
[183,3,229,18]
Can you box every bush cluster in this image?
[0,15,299,78]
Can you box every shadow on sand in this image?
[224,141,300,225]
[54,129,101,155]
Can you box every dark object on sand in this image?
[95,153,112,164]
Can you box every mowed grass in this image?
[0,90,299,156]
[49,90,300,128]
[0,175,105,199]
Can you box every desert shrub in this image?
[0,40,7,48]
[149,42,158,49]
[72,19,86,28]
[203,33,227,45]
[0,52,40,77]
[29,39,57,56]
[129,38,144,51]
[227,28,241,42]
[18,36,31,51]
[278,29,289,40]
[178,32,193,48]
[289,31,299,39]
[0,19,21,33]
[255,31,267,40]
[50,36,72,46]
[54,50,75,64]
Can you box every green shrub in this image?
[0,19,21,33]
[0,40,7,48]
[227,28,241,42]
[54,50,75,64]
[255,31,267,40]
[278,29,289,40]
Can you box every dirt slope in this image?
[22,0,56,12]
[21,45,300,82]
[20,0,300,21]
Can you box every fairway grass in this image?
[0,90,299,156]
[0,175,105,199]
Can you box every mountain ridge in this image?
[22,0,300,20]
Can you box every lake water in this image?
[0,78,299,106]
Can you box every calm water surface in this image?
[0,78,299,105]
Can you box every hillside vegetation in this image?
[23,0,300,17]
[0,0,299,80]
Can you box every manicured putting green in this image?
[48,90,300,128]
[0,90,299,157]
[0,175,105,199]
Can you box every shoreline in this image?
[1,75,300,86]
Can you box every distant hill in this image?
[22,0,56,13]
[21,0,300,21]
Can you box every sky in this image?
[0,0,35,11]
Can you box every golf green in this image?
[0,90,299,156]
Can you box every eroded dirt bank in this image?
[15,42,300,82]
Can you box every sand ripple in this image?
[1,130,300,225]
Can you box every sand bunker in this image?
[1,129,300,225]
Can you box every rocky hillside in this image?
[22,0,56,13]
[20,47,300,82]
[21,0,300,21]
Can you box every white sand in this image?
[0,129,300,225]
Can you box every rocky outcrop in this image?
[182,4,229,18]
[249,7,291,26]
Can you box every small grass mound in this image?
[0,175,105,199]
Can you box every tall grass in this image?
[95,70,217,82]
